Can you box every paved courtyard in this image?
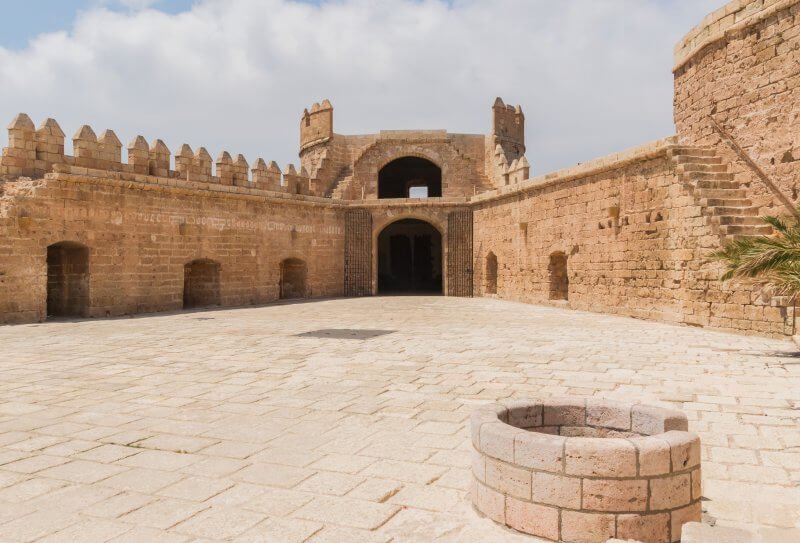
[0,297,798,542]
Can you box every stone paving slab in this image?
[0,297,798,542]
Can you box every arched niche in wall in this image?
[378,157,442,199]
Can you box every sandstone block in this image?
[479,421,519,463]
[514,431,566,472]
[631,436,671,476]
[650,473,691,510]
[543,398,586,426]
[660,431,701,471]
[486,458,531,500]
[586,398,631,430]
[532,471,580,509]
[471,449,485,483]
[561,510,615,543]
[503,399,543,428]
[565,438,637,477]
[670,501,702,543]
[690,468,702,500]
[476,481,505,524]
[616,512,670,543]
[505,497,559,541]
[582,478,647,512]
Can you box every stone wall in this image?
[298,98,528,200]
[471,139,793,337]
[674,0,800,215]
[303,130,493,200]
[0,169,345,324]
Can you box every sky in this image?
[0,0,726,175]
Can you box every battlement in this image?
[487,98,531,188]
[673,0,798,70]
[300,99,333,151]
[491,97,525,152]
[0,113,320,197]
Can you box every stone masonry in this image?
[1,0,799,338]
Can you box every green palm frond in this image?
[711,205,800,298]
[762,215,789,234]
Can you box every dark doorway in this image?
[184,259,221,308]
[280,258,308,299]
[378,219,442,293]
[46,242,90,318]
[378,157,442,199]
[485,252,498,294]
[548,252,569,301]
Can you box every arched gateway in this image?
[377,219,442,294]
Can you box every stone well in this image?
[471,399,701,543]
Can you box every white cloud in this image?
[0,0,725,174]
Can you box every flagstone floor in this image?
[0,297,798,542]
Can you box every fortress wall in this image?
[0,171,345,324]
[471,141,792,337]
[0,114,319,196]
[674,0,800,214]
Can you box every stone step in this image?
[673,155,723,165]
[671,146,717,157]
[712,206,760,216]
[697,188,747,199]
[715,215,766,226]
[702,198,753,207]
[696,180,740,189]
[685,171,734,181]
[722,224,774,236]
[679,163,728,173]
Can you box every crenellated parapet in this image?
[492,97,524,153]
[0,114,321,198]
[300,99,333,151]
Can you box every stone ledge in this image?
[41,170,346,209]
[470,137,678,206]
[673,0,800,71]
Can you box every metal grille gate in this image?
[344,209,372,296]
[447,209,474,297]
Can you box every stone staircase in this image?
[327,164,354,199]
[670,146,772,240]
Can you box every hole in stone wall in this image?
[548,252,569,301]
[183,259,221,309]
[378,157,442,199]
[280,258,308,299]
[46,241,90,318]
[486,252,498,295]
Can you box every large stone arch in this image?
[348,140,481,200]
[371,211,448,295]
[378,157,442,199]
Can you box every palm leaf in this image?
[711,206,800,298]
